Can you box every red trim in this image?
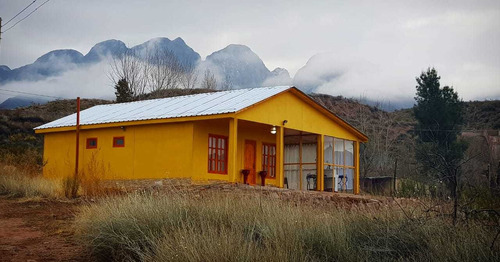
[262,143,276,179]
[208,134,228,174]
[113,136,125,147]
[86,137,97,149]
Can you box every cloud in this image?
[0,61,114,103]
[0,0,498,106]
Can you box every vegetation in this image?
[75,192,499,262]
[115,78,134,103]
[0,164,61,198]
[413,68,467,224]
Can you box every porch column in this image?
[317,134,324,191]
[228,118,238,183]
[354,141,360,194]
[276,125,285,188]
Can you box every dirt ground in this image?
[0,197,88,262]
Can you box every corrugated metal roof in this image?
[35,86,291,130]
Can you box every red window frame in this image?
[262,143,276,179]
[113,136,125,147]
[208,134,228,174]
[86,138,97,149]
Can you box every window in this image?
[86,138,97,149]
[262,143,276,178]
[208,134,228,174]
[324,137,355,192]
[113,137,125,147]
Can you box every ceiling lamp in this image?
[270,126,277,135]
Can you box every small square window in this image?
[86,138,97,149]
[113,137,125,147]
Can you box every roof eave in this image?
[34,112,237,134]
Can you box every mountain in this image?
[0,95,51,109]
[0,37,202,85]
[205,44,271,88]
[0,65,11,82]
[83,39,128,63]
[131,37,201,67]
[1,49,84,83]
[0,38,294,106]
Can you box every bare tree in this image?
[146,49,183,94]
[109,50,148,99]
[219,74,233,91]
[179,63,199,90]
[201,69,217,90]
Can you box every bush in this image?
[75,192,499,262]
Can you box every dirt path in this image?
[0,197,88,262]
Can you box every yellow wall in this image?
[43,122,194,180]
[237,91,360,142]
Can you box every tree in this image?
[146,48,183,94]
[413,67,467,224]
[201,69,217,90]
[109,50,148,98]
[179,63,199,90]
[114,78,133,103]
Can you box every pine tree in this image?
[413,67,467,224]
[115,78,133,103]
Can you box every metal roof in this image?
[35,86,291,130]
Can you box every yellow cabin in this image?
[35,86,368,194]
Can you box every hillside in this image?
[0,99,110,151]
[464,100,500,130]
[0,89,498,155]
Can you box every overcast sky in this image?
[0,0,499,104]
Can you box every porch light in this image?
[270,126,277,135]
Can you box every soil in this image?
[0,197,88,262]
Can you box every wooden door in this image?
[244,140,256,185]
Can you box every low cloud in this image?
[0,61,114,103]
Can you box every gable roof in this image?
[34,86,368,141]
[35,86,290,130]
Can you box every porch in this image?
[225,118,360,194]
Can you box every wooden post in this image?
[316,134,324,191]
[354,141,360,194]
[299,132,303,190]
[276,125,284,188]
[228,118,238,183]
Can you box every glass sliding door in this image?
[324,136,356,193]
[284,132,317,191]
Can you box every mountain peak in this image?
[205,44,270,89]
[34,49,84,64]
[131,37,201,66]
[84,39,127,62]
[173,37,186,44]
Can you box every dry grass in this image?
[75,191,499,262]
[0,164,62,198]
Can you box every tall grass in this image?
[0,165,62,198]
[75,192,499,262]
